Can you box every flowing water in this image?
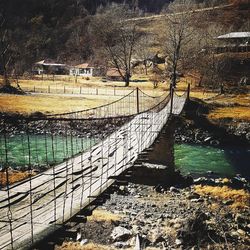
[175,143,250,180]
[0,134,97,169]
[1,134,249,180]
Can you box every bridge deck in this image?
[0,93,186,250]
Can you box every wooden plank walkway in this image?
[0,93,187,250]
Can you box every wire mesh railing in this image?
[46,88,169,119]
[21,84,134,97]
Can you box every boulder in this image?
[111,226,132,242]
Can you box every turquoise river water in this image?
[0,135,249,180]
[0,135,96,168]
[175,144,250,180]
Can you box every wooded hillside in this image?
[1,0,248,75]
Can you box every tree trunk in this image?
[198,75,203,87]
[144,61,148,75]
[3,70,10,87]
[125,72,130,87]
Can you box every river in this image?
[0,135,249,180]
[175,143,250,180]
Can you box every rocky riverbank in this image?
[174,99,250,146]
[56,176,250,250]
[0,113,129,139]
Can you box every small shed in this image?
[69,63,94,77]
[106,68,126,81]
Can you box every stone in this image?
[111,226,132,242]
[174,223,182,229]
[190,198,204,203]
[113,241,130,248]
[246,132,250,141]
[134,195,141,198]
[223,199,234,206]
[210,140,219,146]
[230,231,239,238]
[237,229,246,236]
[206,171,214,175]
[175,238,183,246]
[204,137,212,142]
[132,225,140,234]
[154,235,166,245]
[187,193,200,200]
[191,246,199,250]
[169,187,180,193]
[76,230,82,241]
[80,239,88,246]
[235,213,249,224]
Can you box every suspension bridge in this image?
[0,86,189,250]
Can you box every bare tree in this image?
[194,22,231,92]
[0,13,11,88]
[91,5,141,87]
[149,64,164,88]
[162,0,195,89]
[134,34,155,75]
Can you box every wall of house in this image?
[70,68,93,76]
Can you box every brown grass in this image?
[0,171,34,186]
[3,75,168,92]
[87,209,123,222]
[0,94,116,115]
[207,94,250,106]
[208,106,250,121]
[194,185,250,210]
[56,242,115,250]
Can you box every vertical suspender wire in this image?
[54,129,58,164]
[80,127,85,210]
[62,121,69,223]
[75,128,79,154]
[100,132,104,193]
[70,123,74,217]
[62,120,66,160]
[35,130,39,164]
[26,120,34,245]
[88,133,93,204]
[114,119,118,177]
[0,135,2,164]
[21,132,26,166]
[123,124,127,173]
[50,122,57,224]
[44,126,49,169]
[106,128,111,190]
[3,122,14,250]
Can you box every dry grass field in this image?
[206,93,250,121]
[0,75,249,120]
[208,106,250,121]
[0,75,166,115]
[0,93,118,115]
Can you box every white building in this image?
[33,59,67,75]
[69,63,94,77]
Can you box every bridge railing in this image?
[0,87,188,250]
[45,88,169,119]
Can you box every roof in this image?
[217,32,250,39]
[74,63,94,69]
[106,68,125,77]
[35,59,66,67]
